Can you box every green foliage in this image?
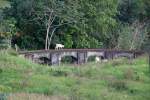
[0,18,16,38]
[0,16,17,49]
[63,32,73,48]
[1,0,120,49]
[76,32,103,48]
[118,0,150,23]
[0,0,149,50]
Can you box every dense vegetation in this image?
[0,51,150,100]
[0,1,150,100]
[0,0,149,50]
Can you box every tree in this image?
[78,0,119,48]
[117,0,150,51]
[117,20,148,50]
[117,0,150,23]
[5,0,150,50]
[28,0,83,50]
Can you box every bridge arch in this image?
[60,55,78,64]
[86,52,104,62]
[114,53,134,59]
[27,53,51,65]
[58,52,78,64]
[38,57,51,65]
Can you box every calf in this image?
[95,56,100,63]
[55,44,64,49]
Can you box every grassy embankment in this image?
[0,50,150,100]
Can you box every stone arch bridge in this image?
[19,49,143,65]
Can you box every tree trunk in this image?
[45,25,50,50]
[48,28,57,50]
[45,14,56,50]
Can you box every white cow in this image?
[55,44,64,49]
[95,56,100,63]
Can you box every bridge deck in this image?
[18,49,144,65]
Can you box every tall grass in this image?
[0,50,150,100]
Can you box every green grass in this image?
[0,50,150,100]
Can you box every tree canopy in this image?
[0,0,149,50]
